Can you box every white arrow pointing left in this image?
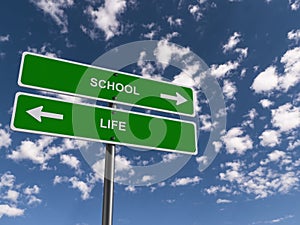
[26,106,64,122]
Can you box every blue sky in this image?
[0,0,300,225]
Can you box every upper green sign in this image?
[18,52,195,116]
[11,92,197,155]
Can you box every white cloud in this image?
[154,39,190,69]
[23,185,42,205]
[196,156,208,165]
[252,214,294,224]
[205,185,232,195]
[221,127,253,155]
[289,0,300,10]
[271,103,300,132]
[223,32,241,53]
[210,61,239,78]
[24,185,40,195]
[199,114,218,132]
[251,66,279,93]
[242,108,258,128]
[63,139,89,150]
[278,172,299,193]
[27,196,42,205]
[219,161,244,183]
[293,158,300,167]
[279,47,300,91]
[53,175,68,185]
[158,182,166,188]
[188,1,207,20]
[295,92,300,103]
[171,176,201,187]
[260,150,287,166]
[287,139,300,150]
[115,155,133,172]
[125,185,136,192]
[259,99,274,108]
[216,198,232,204]
[188,5,202,21]
[252,47,300,93]
[172,61,202,87]
[48,139,88,156]
[0,173,15,188]
[240,68,247,77]
[143,30,157,40]
[222,79,237,99]
[26,43,59,58]
[3,190,19,203]
[8,136,55,165]
[288,29,300,43]
[149,40,200,113]
[162,153,180,163]
[253,65,259,72]
[0,125,11,149]
[85,0,127,40]
[69,177,92,200]
[219,158,299,199]
[212,141,223,153]
[8,137,89,169]
[92,154,134,183]
[268,150,286,162]
[0,34,9,42]
[167,16,183,26]
[0,173,42,213]
[80,25,98,40]
[142,23,159,40]
[137,51,158,78]
[30,0,74,33]
[165,199,175,204]
[259,130,281,147]
[235,47,248,59]
[141,175,154,183]
[91,160,105,181]
[0,204,24,219]
[23,185,43,205]
[165,32,180,41]
[248,108,258,120]
[60,154,80,171]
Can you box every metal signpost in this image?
[11,53,198,225]
[102,103,116,225]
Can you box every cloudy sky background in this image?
[0,0,300,225]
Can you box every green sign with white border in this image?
[11,92,197,155]
[18,52,195,116]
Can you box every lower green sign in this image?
[11,93,197,155]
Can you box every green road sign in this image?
[11,92,197,154]
[18,52,195,116]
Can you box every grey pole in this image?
[102,102,116,225]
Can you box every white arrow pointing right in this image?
[26,106,64,122]
[160,92,187,106]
